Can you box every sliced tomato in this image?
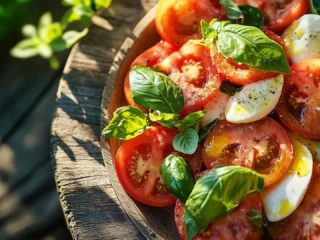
[180,148,203,177]
[124,41,177,108]
[263,0,309,33]
[175,194,263,240]
[157,42,221,114]
[262,27,285,49]
[267,160,320,239]
[155,0,226,47]
[276,59,320,139]
[210,46,279,85]
[202,118,293,187]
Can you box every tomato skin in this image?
[175,194,262,240]
[155,0,226,47]
[158,42,221,114]
[267,161,320,239]
[115,127,179,207]
[202,118,293,187]
[264,0,309,33]
[124,41,177,108]
[276,59,320,139]
[210,46,279,85]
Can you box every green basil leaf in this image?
[198,119,217,141]
[22,24,37,37]
[38,12,52,30]
[219,81,243,96]
[94,0,112,9]
[184,209,199,240]
[246,209,263,229]
[129,66,185,114]
[173,128,199,155]
[220,0,243,20]
[148,110,180,128]
[239,5,264,29]
[310,0,320,14]
[184,166,264,240]
[201,19,218,39]
[39,22,63,43]
[182,111,206,128]
[51,28,88,52]
[101,106,147,140]
[38,43,52,58]
[211,21,290,73]
[160,155,194,203]
[10,38,40,58]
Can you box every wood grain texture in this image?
[51,0,161,239]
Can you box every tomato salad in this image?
[102,0,320,239]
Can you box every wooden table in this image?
[50,1,157,239]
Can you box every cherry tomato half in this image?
[276,59,320,139]
[157,42,221,114]
[202,118,293,187]
[175,194,262,240]
[155,0,226,47]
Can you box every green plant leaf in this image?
[129,66,185,114]
[239,5,264,29]
[38,43,52,58]
[220,0,243,20]
[173,128,199,155]
[94,0,112,9]
[49,55,60,70]
[219,81,243,96]
[22,24,37,37]
[310,0,320,14]
[184,210,199,240]
[148,110,180,128]
[184,166,264,240]
[212,21,290,73]
[198,119,217,141]
[39,22,63,43]
[101,106,148,140]
[160,154,194,203]
[10,38,40,58]
[38,12,52,30]
[50,28,88,52]
[246,209,263,229]
[181,111,206,128]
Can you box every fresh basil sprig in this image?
[101,106,147,140]
[198,20,290,74]
[239,5,264,29]
[246,209,263,229]
[160,155,194,203]
[184,166,264,240]
[173,128,199,155]
[198,119,217,141]
[148,110,179,128]
[219,81,243,96]
[220,0,243,21]
[310,0,320,14]
[129,66,185,114]
[181,111,206,128]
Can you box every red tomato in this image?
[202,118,293,187]
[276,59,320,139]
[263,0,309,33]
[175,194,263,240]
[124,41,177,108]
[233,0,264,8]
[262,27,285,49]
[157,42,221,114]
[210,46,279,85]
[155,0,226,47]
[267,161,320,239]
[115,126,202,206]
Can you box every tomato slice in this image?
[124,41,177,108]
[202,118,293,187]
[263,0,309,33]
[175,194,263,240]
[157,42,221,114]
[267,160,320,239]
[210,46,279,85]
[155,0,226,47]
[276,59,320,139]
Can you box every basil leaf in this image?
[148,110,180,128]
[129,66,185,114]
[246,209,263,229]
[184,209,199,240]
[184,166,264,240]
[182,111,206,128]
[220,0,243,20]
[212,21,290,73]
[310,0,320,14]
[239,5,264,29]
[95,0,112,9]
[101,106,147,140]
[160,155,194,203]
[173,128,199,155]
[198,119,217,141]
[201,19,218,39]
[219,81,243,96]
[10,38,40,58]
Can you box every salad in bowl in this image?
[102,0,320,239]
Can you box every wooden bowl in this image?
[100,6,181,240]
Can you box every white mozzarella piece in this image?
[200,91,229,128]
[260,138,313,222]
[282,14,320,64]
[225,75,283,123]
